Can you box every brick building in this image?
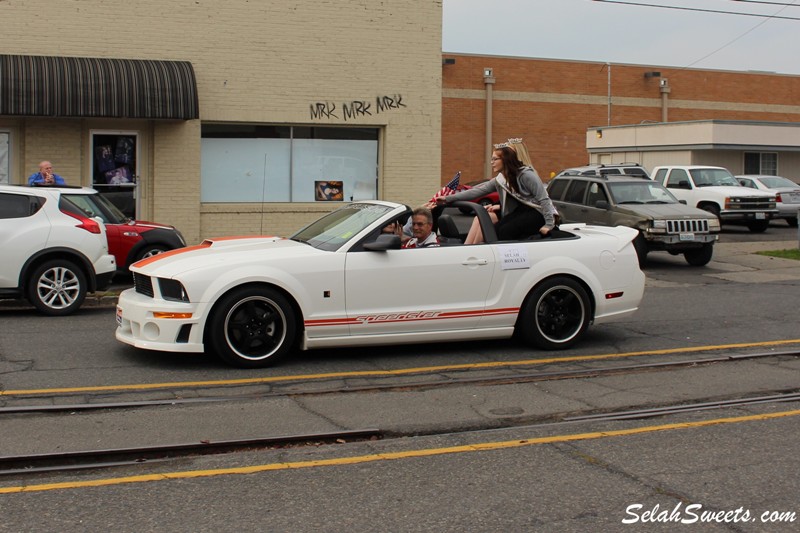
[442,53,800,184]
[0,0,443,244]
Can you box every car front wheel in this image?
[27,259,87,316]
[517,277,590,350]
[208,286,296,368]
[684,243,714,266]
[135,244,169,263]
[747,220,769,233]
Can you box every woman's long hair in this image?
[496,146,524,192]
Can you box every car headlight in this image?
[652,220,667,229]
[158,278,190,302]
[708,218,721,231]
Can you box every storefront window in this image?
[200,125,378,203]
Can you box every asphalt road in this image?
[0,222,799,532]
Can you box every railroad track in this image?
[1,349,798,415]
[2,389,799,478]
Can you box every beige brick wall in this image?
[0,0,443,243]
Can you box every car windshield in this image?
[608,181,679,204]
[62,192,128,224]
[689,168,739,187]
[758,176,798,189]
[290,203,395,251]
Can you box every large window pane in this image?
[201,138,291,202]
[292,138,377,202]
[201,125,378,203]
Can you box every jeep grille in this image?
[133,273,154,298]
[666,219,710,233]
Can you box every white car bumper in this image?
[115,288,207,353]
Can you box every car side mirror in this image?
[678,200,687,205]
[678,180,691,189]
[364,233,401,251]
[594,200,610,210]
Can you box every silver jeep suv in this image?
[547,174,720,267]
[0,185,116,315]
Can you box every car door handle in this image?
[462,258,489,266]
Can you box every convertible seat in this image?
[437,214,463,244]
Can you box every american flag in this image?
[430,171,461,202]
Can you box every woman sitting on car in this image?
[436,142,557,244]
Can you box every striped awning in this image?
[0,55,199,119]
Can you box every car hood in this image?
[130,236,315,277]
[617,203,717,219]
[115,219,176,230]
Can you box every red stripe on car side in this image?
[304,308,520,327]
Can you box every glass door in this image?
[91,131,138,219]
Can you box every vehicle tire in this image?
[632,234,648,269]
[208,286,296,368]
[684,243,714,266]
[747,220,769,233]
[135,244,169,263]
[787,217,799,228]
[517,277,591,350]
[26,259,87,316]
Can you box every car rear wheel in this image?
[684,243,714,266]
[208,286,296,368]
[787,216,799,228]
[27,259,87,316]
[517,277,590,350]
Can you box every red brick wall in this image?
[443,54,800,182]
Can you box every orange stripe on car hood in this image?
[131,235,279,268]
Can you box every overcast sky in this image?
[442,0,800,75]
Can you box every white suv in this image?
[0,185,117,315]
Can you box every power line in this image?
[591,0,800,20]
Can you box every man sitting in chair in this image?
[403,207,439,249]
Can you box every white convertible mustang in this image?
[116,201,645,367]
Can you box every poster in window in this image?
[315,180,344,201]
[105,166,132,185]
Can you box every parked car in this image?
[547,174,720,267]
[0,185,116,315]
[53,186,187,271]
[116,200,645,368]
[652,165,777,233]
[735,175,800,227]
[555,163,650,179]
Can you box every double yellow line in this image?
[2,409,798,494]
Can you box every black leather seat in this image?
[436,214,463,244]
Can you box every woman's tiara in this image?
[494,138,523,149]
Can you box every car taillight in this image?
[62,210,102,234]
[776,192,783,203]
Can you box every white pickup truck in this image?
[652,165,778,232]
